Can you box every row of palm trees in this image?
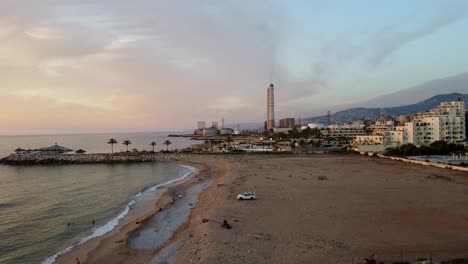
[107,139,172,153]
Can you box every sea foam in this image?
[42,164,198,264]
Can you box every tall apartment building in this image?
[266,84,275,131]
[404,117,441,146]
[398,100,465,146]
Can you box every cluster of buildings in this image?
[193,81,467,154]
[262,82,466,149]
[193,119,235,136]
[352,100,466,149]
[264,83,298,133]
[290,99,466,151]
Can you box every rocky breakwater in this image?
[0,153,180,165]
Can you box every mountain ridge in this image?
[363,72,468,107]
[304,93,468,124]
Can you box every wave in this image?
[42,164,198,264]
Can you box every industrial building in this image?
[279,118,295,128]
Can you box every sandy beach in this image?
[57,154,468,263]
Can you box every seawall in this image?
[0,153,180,165]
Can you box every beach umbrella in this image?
[75,149,86,154]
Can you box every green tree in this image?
[107,138,117,154]
[429,141,449,155]
[288,127,301,138]
[400,143,418,156]
[150,142,157,152]
[311,128,322,138]
[301,127,312,138]
[122,140,132,152]
[163,140,172,151]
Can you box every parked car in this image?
[237,192,256,200]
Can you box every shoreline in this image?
[50,160,205,264]
[49,154,468,263]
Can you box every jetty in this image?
[0,144,180,165]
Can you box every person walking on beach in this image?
[75,257,80,264]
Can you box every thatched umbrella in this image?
[75,149,86,154]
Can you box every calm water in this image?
[0,132,196,157]
[0,133,198,264]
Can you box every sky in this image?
[1,0,468,134]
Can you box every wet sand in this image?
[54,159,217,264]
[57,154,468,263]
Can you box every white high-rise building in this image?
[267,83,275,130]
[402,99,465,146]
[354,99,466,148]
[404,116,441,146]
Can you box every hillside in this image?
[364,72,468,107]
[304,93,468,124]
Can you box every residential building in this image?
[354,135,384,145]
[404,117,441,146]
[370,117,394,136]
[384,126,407,145]
[354,99,466,148]
[394,115,408,125]
[409,99,465,144]
[322,124,366,139]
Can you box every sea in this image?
[0,133,199,264]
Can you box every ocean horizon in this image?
[0,132,196,157]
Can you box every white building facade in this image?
[406,100,465,145]
[354,99,466,150]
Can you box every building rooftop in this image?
[36,144,73,153]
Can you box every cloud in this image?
[1,1,467,133]
[370,5,468,65]
[0,0,301,132]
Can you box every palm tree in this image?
[163,140,172,151]
[107,138,117,154]
[150,142,157,152]
[123,140,132,152]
